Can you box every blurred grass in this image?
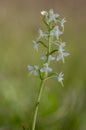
[0,0,86,130]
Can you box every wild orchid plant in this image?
[28,9,69,130]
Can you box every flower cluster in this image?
[28,9,69,86]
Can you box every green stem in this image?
[32,26,51,130]
[32,79,45,130]
[45,28,51,78]
[48,27,51,63]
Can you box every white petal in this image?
[49,55,55,61]
[56,55,62,61]
[58,72,64,82]
[33,71,38,76]
[49,9,54,15]
[47,67,52,72]
[41,56,47,60]
[57,30,63,36]
[50,26,63,38]
[34,65,39,70]
[63,52,70,57]
[27,66,33,71]
[48,14,59,23]
[40,68,45,72]
[41,11,47,16]
[32,40,38,51]
[54,14,59,18]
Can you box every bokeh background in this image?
[0,0,86,130]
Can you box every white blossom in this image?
[41,9,59,24]
[60,18,66,31]
[58,72,64,86]
[40,63,52,73]
[48,9,59,23]
[57,52,69,62]
[27,65,39,76]
[49,55,55,61]
[41,56,47,61]
[56,42,69,63]
[41,11,48,16]
[50,26,63,39]
[41,55,55,61]
[32,40,39,52]
[58,18,66,31]
[37,29,48,40]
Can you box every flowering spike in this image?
[28,9,69,81]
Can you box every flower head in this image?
[41,9,60,24]
[40,63,52,73]
[48,9,59,23]
[27,65,39,76]
[50,26,63,39]
[56,42,70,63]
[56,52,69,62]
[37,29,48,40]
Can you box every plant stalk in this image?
[32,79,45,130]
[32,26,51,130]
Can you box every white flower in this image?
[41,55,55,61]
[41,56,47,61]
[50,26,63,39]
[48,9,59,23]
[40,63,52,73]
[60,18,66,31]
[56,42,70,63]
[41,11,48,16]
[37,29,48,40]
[58,18,66,31]
[41,10,48,24]
[41,9,59,24]
[32,40,39,52]
[58,42,65,55]
[49,55,55,61]
[27,65,39,76]
[56,52,69,62]
[58,72,64,86]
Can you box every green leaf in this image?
[49,49,58,55]
[38,41,48,48]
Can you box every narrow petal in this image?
[49,55,55,61]
[32,40,38,51]
[40,68,45,72]
[41,56,47,61]
[27,66,33,71]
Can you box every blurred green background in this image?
[0,0,86,130]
